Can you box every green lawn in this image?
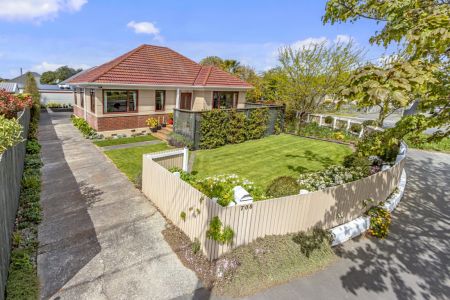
[193,134,352,189]
[93,135,157,147]
[104,143,171,183]
[404,135,450,153]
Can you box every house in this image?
[39,84,73,106]
[7,72,74,105]
[0,82,19,94]
[67,44,252,134]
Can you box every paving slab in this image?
[37,112,200,300]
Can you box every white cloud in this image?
[127,21,162,41]
[32,61,90,73]
[334,34,352,44]
[0,0,87,22]
[291,37,329,51]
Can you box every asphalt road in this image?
[245,149,450,300]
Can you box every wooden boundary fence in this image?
[142,141,406,260]
[0,109,30,297]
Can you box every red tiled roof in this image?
[69,44,252,88]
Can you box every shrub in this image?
[362,120,379,127]
[146,117,158,128]
[333,132,345,140]
[71,115,96,137]
[247,108,269,140]
[5,249,39,300]
[266,176,300,198]
[167,132,193,149]
[192,174,264,207]
[0,115,23,154]
[26,140,41,154]
[298,165,367,191]
[292,228,332,257]
[350,123,362,133]
[366,205,391,238]
[24,154,43,169]
[206,216,234,245]
[226,110,247,144]
[0,90,33,119]
[200,110,228,149]
[324,116,334,124]
[343,154,371,175]
[192,238,201,254]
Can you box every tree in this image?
[324,0,449,140]
[24,72,40,106]
[199,56,224,69]
[277,40,364,117]
[341,59,437,126]
[40,66,82,84]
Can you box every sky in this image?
[0,0,395,79]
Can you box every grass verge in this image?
[104,143,171,184]
[93,135,157,147]
[5,107,42,300]
[193,134,352,189]
[163,224,336,298]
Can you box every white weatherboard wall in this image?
[40,91,74,105]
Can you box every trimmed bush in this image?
[0,115,23,154]
[324,116,334,124]
[266,176,300,198]
[247,108,269,140]
[350,123,362,133]
[343,154,371,175]
[226,110,247,144]
[200,110,228,149]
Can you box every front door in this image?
[180,93,192,110]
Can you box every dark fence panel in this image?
[0,109,30,298]
[173,104,285,149]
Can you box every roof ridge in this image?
[89,45,146,82]
[202,66,213,86]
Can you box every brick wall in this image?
[73,105,83,118]
[97,114,169,132]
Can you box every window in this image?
[90,89,95,113]
[103,90,138,113]
[213,91,238,109]
[74,89,77,105]
[80,88,84,108]
[155,90,165,111]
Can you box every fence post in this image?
[319,115,323,126]
[182,147,189,172]
[333,117,337,129]
[306,114,310,123]
[359,127,364,138]
[346,119,351,132]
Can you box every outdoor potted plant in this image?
[168,113,174,125]
[160,116,167,128]
[146,117,158,132]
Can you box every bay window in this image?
[213,91,238,109]
[103,90,138,113]
[155,90,165,111]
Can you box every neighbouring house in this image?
[7,72,74,105]
[67,44,252,134]
[0,82,19,94]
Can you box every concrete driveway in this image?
[37,111,200,299]
[244,149,450,300]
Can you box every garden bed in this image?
[48,107,73,113]
[93,135,157,147]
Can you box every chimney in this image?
[20,68,23,76]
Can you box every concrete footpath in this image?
[37,111,199,300]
